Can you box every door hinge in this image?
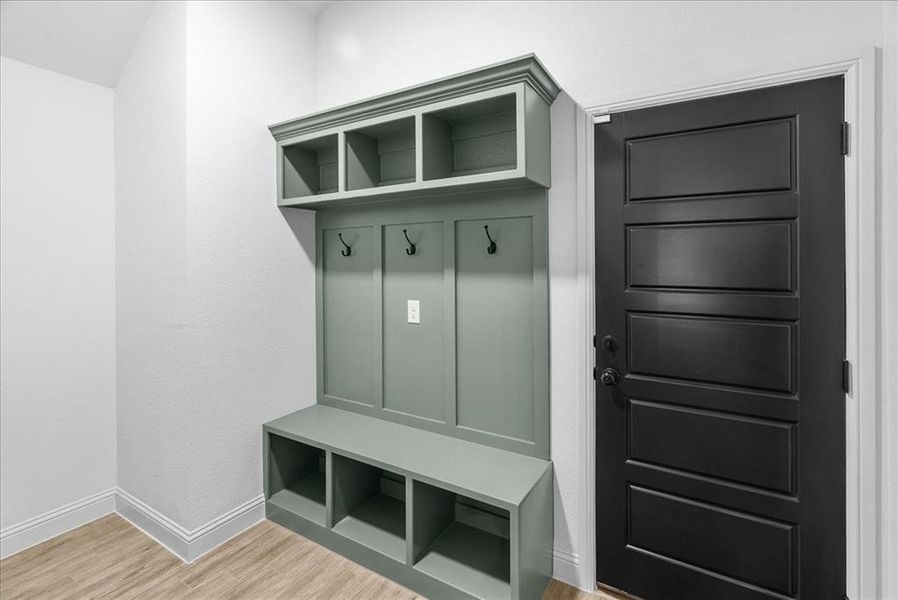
[842,360,851,394]
[593,334,598,348]
[841,121,850,156]
[593,365,598,381]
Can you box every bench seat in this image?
[263,404,553,600]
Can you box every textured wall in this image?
[114,0,191,525]
[314,1,886,110]
[0,57,116,529]
[182,0,317,531]
[115,0,317,532]
[314,0,896,590]
[878,3,898,598]
[545,91,583,581]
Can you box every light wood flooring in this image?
[0,514,627,599]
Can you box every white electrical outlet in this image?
[407,300,420,324]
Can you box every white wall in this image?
[314,0,897,591]
[315,1,887,109]
[182,0,317,532]
[878,3,898,598]
[115,0,191,527]
[115,0,317,539]
[0,57,116,535]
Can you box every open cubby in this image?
[272,56,558,208]
[422,94,517,182]
[412,481,511,600]
[283,134,338,198]
[267,434,326,526]
[345,117,416,191]
[265,404,554,599]
[331,454,407,562]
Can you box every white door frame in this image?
[575,47,880,599]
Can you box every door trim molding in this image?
[576,47,880,599]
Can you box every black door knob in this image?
[599,368,620,386]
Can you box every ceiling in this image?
[292,1,331,17]
[0,1,154,88]
[0,1,331,88]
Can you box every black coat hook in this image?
[338,233,351,257]
[484,225,497,254]
[402,229,416,255]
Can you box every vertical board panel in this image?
[315,188,549,458]
[323,226,376,405]
[455,217,535,443]
[383,222,446,422]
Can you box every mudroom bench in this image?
[264,55,560,600]
[264,405,553,600]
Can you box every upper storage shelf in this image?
[269,55,560,209]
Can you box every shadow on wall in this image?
[280,207,316,264]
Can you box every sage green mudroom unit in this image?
[263,55,560,600]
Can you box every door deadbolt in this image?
[601,335,619,353]
[599,368,620,386]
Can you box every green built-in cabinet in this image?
[317,190,549,459]
[270,55,560,208]
[265,55,559,600]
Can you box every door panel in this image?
[627,119,793,200]
[628,486,796,596]
[628,399,796,493]
[627,221,794,291]
[628,313,795,392]
[596,78,845,599]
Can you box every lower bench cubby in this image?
[263,404,552,600]
[332,455,407,562]
[413,481,511,599]
[266,434,326,526]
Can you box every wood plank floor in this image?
[0,514,628,599]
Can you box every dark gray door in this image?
[595,78,845,600]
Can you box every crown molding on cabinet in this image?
[268,54,561,141]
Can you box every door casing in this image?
[571,48,880,599]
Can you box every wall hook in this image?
[484,225,497,254]
[402,229,417,255]
[338,233,352,257]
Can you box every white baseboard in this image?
[183,494,265,562]
[0,488,117,559]
[114,488,190,560]
[115,488,264,562]
[553,547,583,589]
[1,488,264,563]
[6,490,566,590]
